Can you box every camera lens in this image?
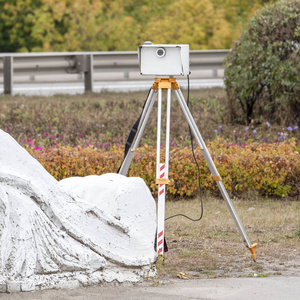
[156,48,166,58]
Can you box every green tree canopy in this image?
[0,0,275,52]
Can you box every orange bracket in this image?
[156,178,171,185]
[153,78,179,90]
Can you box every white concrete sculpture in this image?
[0,130,157,292]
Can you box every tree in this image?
[0,0,105,52]
[211,0,272,48]
[0,0,275,52]
[0,0,44,52]
[143,0,231,49]
[224,0,300,125]
[92,0,142,51]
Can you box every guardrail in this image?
[0,50,230,95]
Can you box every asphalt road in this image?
[1,277,299,300]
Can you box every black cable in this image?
[165,75,204,222]
[117,87,152,173]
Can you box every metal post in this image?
[212,68,217,77]
[84,54,93,92]
[76,54,93,93]
[4,56,13,95]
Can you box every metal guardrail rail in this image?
[0,50,230,95]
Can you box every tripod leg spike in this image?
[248,243,258,262]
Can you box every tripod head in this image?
[138,42,189,77]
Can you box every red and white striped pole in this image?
[156,80,172,256]
[157,163,166,255]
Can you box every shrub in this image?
[28,138,300,199]
[224,0,300,125]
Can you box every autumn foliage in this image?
[1,0,272,52]
[28,138,300,199]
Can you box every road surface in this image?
[1,276,299,300]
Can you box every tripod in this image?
[118,78,257,261]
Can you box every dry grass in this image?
[157,196,300,279]
[1,88,298,149]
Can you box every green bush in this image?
[224,0,300,125]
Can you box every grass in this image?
[158,196,300,279]
[0,88,299,150]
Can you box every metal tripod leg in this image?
[118,88,157,176]
[174,87,257,261]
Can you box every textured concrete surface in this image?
[1,277,300,300]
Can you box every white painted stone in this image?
[6,282,21,293]
[0,283,7,293]
[55,279,81,290]
[0,129,157,292]
[20,282,36,292]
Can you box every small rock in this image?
[247,207,255,212]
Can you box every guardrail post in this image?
[84,54,93,92]
[76,54,93,93]
[4,56,13,95]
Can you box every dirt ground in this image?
[157,197,300,280]
[159,239,300,280]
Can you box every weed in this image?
[155,255,165,276]
[256,273,269,277]
[180,252,193,258]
